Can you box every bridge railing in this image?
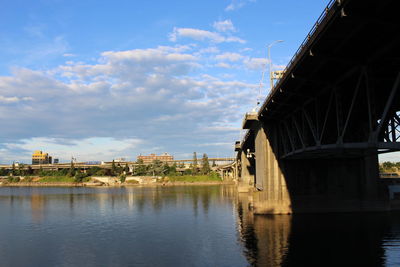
[263,0,337,107]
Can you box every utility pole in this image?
[268,40,284,89]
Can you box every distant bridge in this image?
[235,0,400,214]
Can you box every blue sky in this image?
[1,0,396,163]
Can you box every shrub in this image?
[74,172,89,183]
[7,176,20,183]
[23,177,33,182]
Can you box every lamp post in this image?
[268,40,284,89]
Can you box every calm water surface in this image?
[0,185,399,267]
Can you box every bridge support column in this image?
[283,153,389,213]
[238,150,255,193]
[358,150,387,210]
[253,124,292,214]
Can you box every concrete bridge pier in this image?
[237,150,255,193]
[238,120,390,214]
[253,123,292,214]
[281,153,389,213]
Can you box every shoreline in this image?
[0,181,235,188]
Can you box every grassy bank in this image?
[165,174,222,183]
[1,175,90,184]
[1,173,225,187]
[36,176,76,183]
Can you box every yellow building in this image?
[32,150,52,165]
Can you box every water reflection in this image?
[237,194,291,266]
[2,186,400,266]
[237,192,400,267]
[31,189,46,223]
[0,186,247,267]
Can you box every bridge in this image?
[235,0,400,213]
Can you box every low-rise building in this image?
[32,150,52,165]
[137,153,173,164]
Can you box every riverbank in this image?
[0,181,234,187]
[0,174,234,187]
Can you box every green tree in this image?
[11,162,16,176]
[87,166,101,176]
[18,164,25,176]
[135,159,146,176]
[117,163,123,175]
[184,168,193,175]
[382,161,396,172]
[201,153,211,175]
[68,161,75,177]
[111,160,117,176]
[148,160,163,176]
[124,163,129,174]
[74,172,88,183]
[162,162,170,176]
[192,152,198,175]
[38,166,44,176]
[212,160,217,167]
[169,163,177,175]
[27,165,33,175]
[0,168,7,176]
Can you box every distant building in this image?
[113,158,126,163]
[32,150,52,165]
[53,158,59,164]
[137,153,173,164]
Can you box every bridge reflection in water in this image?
[236,193,400,267]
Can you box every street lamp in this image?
[268,40,284,89]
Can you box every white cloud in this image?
[215,52,244,62]
[244,57,269,70]
[199,46,220,54]
[225,0,256,11]
[0,96,20,103]
[213,20,236,32]
[195,142,233,147]
[169,27,245,44]
[0,44,257,162]
[63,53,76,57]
[1,137,143,163]
[240,47,253,52]
[215,62,233,69]
[102,48,197,62]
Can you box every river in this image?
[0,185,399,267]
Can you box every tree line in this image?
[380,161,400,172]
[0,152,216,178]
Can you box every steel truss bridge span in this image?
[255,0,400,159]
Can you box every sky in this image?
[1,0,397,163]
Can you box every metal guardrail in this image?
[262,0,337,109]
